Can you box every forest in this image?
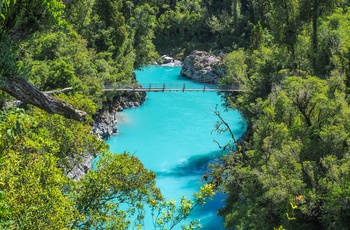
[1,0,350,229]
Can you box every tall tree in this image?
[268,0,301,69]
[300,0,342,74]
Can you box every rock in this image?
[92,108,118,140]
[92,90,146,140]
[159,55,182,66]
[160,55,174,63]
[162,59,182,67]
[180,50,223,84]
[77,72,154,180]
[69,90,146,180]
[66,153,95,181]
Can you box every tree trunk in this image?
[233,0,239,30]
[1,76,86,121]
[311,0,319,72]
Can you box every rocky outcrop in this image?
[92,90,146,140]
[68,91,146,179]
[67,78,146,180]
[180,50,224,84]
[92,107,118,140]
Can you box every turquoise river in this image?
[106,66,246,229]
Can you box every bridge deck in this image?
[103,88,245,92]
[43,83,246,95]
[103,83,246,92]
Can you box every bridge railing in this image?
[104,82,219,89]
[103,82,243,92]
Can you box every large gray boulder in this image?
[180,50,223,84]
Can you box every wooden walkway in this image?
[44,84,247,94]
[103,83,246,93]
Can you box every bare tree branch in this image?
[211,106,249,162]
[44,87,73,95]
[211,106,238,145]
[1,76,86,121]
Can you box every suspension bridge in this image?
[44,83,246,95]
[102,83,246,93]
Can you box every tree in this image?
[0,105,213,229]
[299,0,342,74]
[0,108,84,228]
[155,0,207,43]
[150,183,214,230]
[0,0,87,121]
[268,0,301,69]
[0,0,220,229]
[211,74,350,229]
[73,152,163,229]
[317,7,350,84]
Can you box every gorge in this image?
[106,66,246,229]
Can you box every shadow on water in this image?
[155,150,228,230]
[156,150,225,177]
[193,192,227,230]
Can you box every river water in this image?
[106,66,246,229]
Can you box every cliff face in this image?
[92,91,146,140]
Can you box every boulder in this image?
[180,50,223,84]
[159,55,182,66]
[160,55,174,64]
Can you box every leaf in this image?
[290,202,298,210]
[6,129,11,137]
[286,213,296,221]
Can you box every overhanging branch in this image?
[1,76,86,121]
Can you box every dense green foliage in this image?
[0,0,216,229]
[2,0,350,229]
[208,1,350,230]
[0,107,213,229]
